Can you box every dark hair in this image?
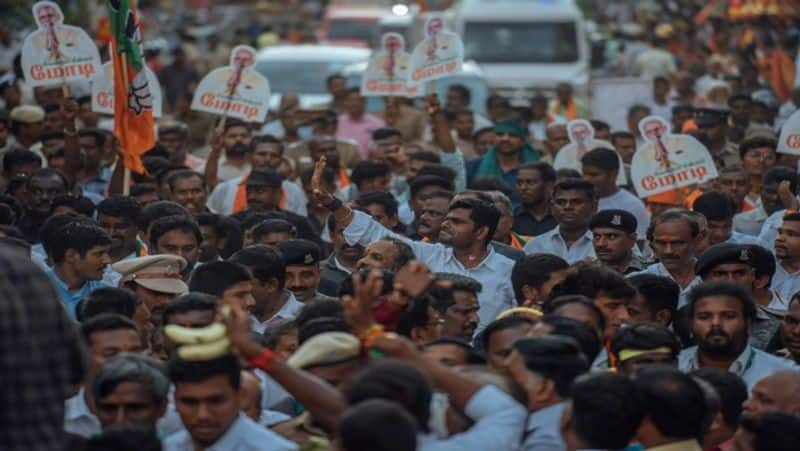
[168,353,241,389]
[634,366,708,441]
[473,126,495,141]
[97,196,142,223]
[357,191,398,218]
[77,128,106,148]
[397,297,435,338]
[408,151,441,164]
[581,147,620,172]
[448,84,471,102]
[250,133,284,154]
[469,178,514,198]
[161,293,219,326]
[448,198,500,246]
[542,295,607,337]
[409,175,454,199]
[188,261,252,297]
[50,222,111,264]
[338,399,419,451]
[28,167,70,191]
[750,412,800,451]
[196,213,243,259]
[40,213,84,258]
[417,164,457,184]
[539,315,602,361]
[738,136,777,159]
[627,274,680,321]
[374,237,415,271]
[549,264,636,302]
[610,323,681,362]
[222,118,249,135]
[691,368,747,429]
[50,194,92,217]
[570,373,644,449]
[149,215,202,249]
[424,336,486,365]
[346,360,432,432]
[610,130,635,142]
[763,166,797,193]
[229,244,287,288]
[137,201,190,232]
[83,427,162,451]
[252,219,296,243]
[263,319,297,349]
[351,161,390,187]
[481,315,534,351]
[627,104,651,119]
[295,299,346,328]
[511,253,569,304]
[166,169,206,192]
[513,335,589,397]
[2,148,41,173]
[297,317,351,344]
[339,269,395,298]
[693,191,737,221]
[518,161,557,183]
[553,178,596,201]
[372,127,402,141]
[647,210,700,241]
[687,280,756,321]
[80,287,140,321]
[130,183,157,199]
[80,313,139,346]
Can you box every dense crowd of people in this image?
[2,1,800,451]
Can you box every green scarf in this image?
[474,144,541,180]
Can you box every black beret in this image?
[694,108,729,128]
[695,243,755,278]
[589,209,637,234]
[277,239,321,266]
[245,167,283,188]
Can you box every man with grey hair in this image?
[485,190,530,250]
[91,353,170,432]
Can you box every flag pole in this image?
[119,47,131,196]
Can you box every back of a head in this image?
[580,147,620,173]
[626,274,680,319]
[229,244,286,286]
[295,298,346,328]
[188,261,251,297]
[635,366,708,442]
[539,314,602,362]
[752,412,800,451]
[513,335,589,397]
[137,201,189,232]
[346,360,432,432]
[80,287,140,321]
[550,263,635,301]
[570,373,644,450]
[693,191,737,221]
[338,399,419,451]
[161,293,219,326]
[691,368,747,431]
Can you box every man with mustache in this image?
[678,281,796,391]
[630,210,702,309]
[589,209,641,274]
[771,213,800,302]
[203,119,253,187]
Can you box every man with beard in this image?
[430,272,481,342]
[206,135,306,216]
[734,166,796,237]
[630,210,702,308]
[319,217,364,298]
[113,254,189,327]
[167,170,208,215]
[149,215,202,281]
[678,281,795,390]
[158,121,205,171]
[770,213,800,302]
[589,209,641,274]
[513,162,557,237]
[18,168,68,243]
[204,119,253,187]
[96,196,143,263]
[523,178,597,264]
[409,179,453,240]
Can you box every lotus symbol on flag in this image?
[128,69,152,115]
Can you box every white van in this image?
[452,0,589,103]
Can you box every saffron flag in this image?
[107,0,155,174]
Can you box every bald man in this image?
[742,371,800,419]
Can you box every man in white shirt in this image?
[313,159,516,332]
[164,354,297,451]
[580,147,650,239]
[693,191,768,248]
[678,281,796,391]
[524,178,597,264]
[773,212,800,302]
[229,245,305,334]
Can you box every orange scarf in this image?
[508,233,529,250]
[232,173,288,214]
[338,168,351,190]
[550,99,577,120]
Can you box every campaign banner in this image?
[630,116,718,198]
[191,45,270,123]
[553,119,627,186]
[408,17,463,86]
[21,1,102,87]
[91,62,162,117]
[361,33,418,97]
[778,109,800,155]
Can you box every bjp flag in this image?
[107,0,154,174]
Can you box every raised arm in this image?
[204,129,224,188]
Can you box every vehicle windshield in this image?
[327,19,377,43]
[256,59,361,94]
[463,21,579,63]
